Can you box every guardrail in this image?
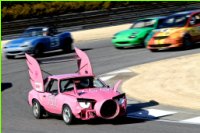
[2,2,200,40]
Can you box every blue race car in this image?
[3,26,73,59]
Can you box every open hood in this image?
[75,47,94,76]
[25,53,44,92]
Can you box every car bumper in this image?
[147,39,183,50]
[76,102,127,120]
[112,38,144,48]
[4,47,34,56]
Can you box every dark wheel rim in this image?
[35,49,40,55]
[6,55,15,59]
[183,35,192,47]
[62,38,72,53]
[34,46,43,56]
[33,102,39,117]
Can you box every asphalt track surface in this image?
[2,38,200,133]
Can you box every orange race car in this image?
[146,10,200,51]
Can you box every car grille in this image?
[154,36,168,40]
[117,42,129,44]
[8,51,22,54]
[149,44,171,47]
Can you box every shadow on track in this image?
[1,82,12,91]
[9,48,92,60]
[116,45,145,50]
[43,100,159,125]
[150,43,200,53]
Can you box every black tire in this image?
[32,100,43,119]
[150,49,158,52]
[62,38,72,53]
[115,47,124,49]
[6,55,15,59]
[34,45,44,57]
[182,34,192,50]
[62,105,74,125]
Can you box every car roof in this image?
[138,16,166,21]
[49,73,94,80]
[172,10,200,16]
[26,27,48,30]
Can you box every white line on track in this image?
[180,117,200,124]
[100,75,115,81]
[107,69,131,75]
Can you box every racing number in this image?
[35,82,43,92]
[48,95,56,107]
[50,37,60,47]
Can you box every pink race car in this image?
[26,48,127,125]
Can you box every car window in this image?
[60,77,107,91]
[22,28,44,37]
[93,78,106,88]
[60,80,74,93]
[191,13,200,25]
[48,27,57,36]
[74,77,106,89]
[131,19,156,28]
[158,14,188,28]
[74,78,92,89]
[46,79,58,94]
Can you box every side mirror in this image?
[189,20,195,25]
[52,92,58,96]
[51,90,58,96]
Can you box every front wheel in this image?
[182,35,192,50]
[34,45,44,57]
[62,38,73,53]
[62,105,74,125]
[6,55,15,59]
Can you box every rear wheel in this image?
[62,38,73,53]
[32,100,43,119]
[62,105,74,125]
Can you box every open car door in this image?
[25,53,44,92]
[75,47,94,76]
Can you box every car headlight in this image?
[118,98,125,105]
[129,35,136,38]
[79,102,91,109]
[129,32,138,38]
[113,93,126,105]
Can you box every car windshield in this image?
[157,14,189,29]
[60,77,106,92]
[21,28,44,37]
[130,19,156,28]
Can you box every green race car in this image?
[112,17,165,48]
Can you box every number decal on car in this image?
[35,82,43,92]
[50,37,60,47]
[48,95,56,107]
